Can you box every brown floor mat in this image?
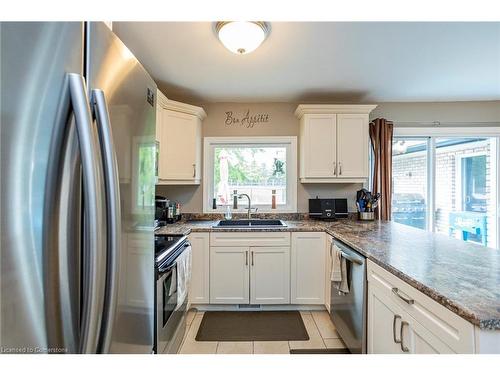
[195,311,309,341]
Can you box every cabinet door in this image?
[210,246,249,304]
[161,110,199,181]
[290,232,326,304]
[250,247,290,305]
[302,114,336,178]
[407,315,455,354]
[367,282,406,354]
[188,233,209,304]
[336,114,369,178]
[125,233,154,308]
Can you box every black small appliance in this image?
[308,198,349,220]
[155,195,169,226]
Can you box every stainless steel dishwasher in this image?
[329,238,367,354]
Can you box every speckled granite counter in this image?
[156,218,500,330]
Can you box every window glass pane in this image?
[213,146,287,206]
[435,137,495,247]
[136,142,156,208]
[392,138,428,230]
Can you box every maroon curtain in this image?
[369,118,394,220]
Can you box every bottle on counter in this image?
[224,205,232,220]
[233,190,238,209]
[176,202,181,221]
[167,204,174,223]
[271,189,277,209]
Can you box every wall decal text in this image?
[224,110,270,128]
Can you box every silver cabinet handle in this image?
[68,73,106,354]
[334,161,337,176]
[91,89,121,353]
[251,251,254,266]
[192,163,196,178]
[339,162,342,175]
[393,314,402,344]
[245,251,248,266]
[400,321,410,352]
[392,287,415,305]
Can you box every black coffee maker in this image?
[155,195,169,226]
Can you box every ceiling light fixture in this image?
[215,21,270,55]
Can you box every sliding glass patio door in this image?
[434,137,497,247]
[392,138,429,230]
[391,135,498,249]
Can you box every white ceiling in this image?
[113,22,500,103]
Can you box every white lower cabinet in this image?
[290,232,326,304]
[250,247,290,304]
[367,260,475,353]
[368,281,407,353]
[210,246,250,304]
[188,232,209,304]
[209,233,291,305]
[368,280,453,353]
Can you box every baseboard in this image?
[190,304,327,312]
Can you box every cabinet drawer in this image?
[367,260,475,353]
[210,232,291,247]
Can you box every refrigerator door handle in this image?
[68,73,106,354]
[91,89,121,353]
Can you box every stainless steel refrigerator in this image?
[1,22,157,353]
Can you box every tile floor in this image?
[177,310,346,354]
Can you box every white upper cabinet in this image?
[156,89,206,185]
[300,114,337,178]
[295,104,377,183]
[336,114,370,178]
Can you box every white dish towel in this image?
[330,242,349,294]
[176,245,192,309]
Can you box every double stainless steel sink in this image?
[213,219,287,228]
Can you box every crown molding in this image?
[165,99,207,120]
[294,104,378,118]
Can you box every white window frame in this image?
[203,136,298,214]
[392,126,500,249]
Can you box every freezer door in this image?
[1,22,87,353]
[86,22,156,354]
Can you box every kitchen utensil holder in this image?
[358,211,375,221]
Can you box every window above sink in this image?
[203,136,297,213]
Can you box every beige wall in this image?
[156,100,500,213]
[372,101,500,123]
[156,102,364,212]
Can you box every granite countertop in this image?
[156,218,500,330]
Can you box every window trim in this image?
[203,136,298,214]
[390,127,500,249]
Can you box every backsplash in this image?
[181,212,311,221]
[156,183,363,214]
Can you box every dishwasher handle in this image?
[331,240,365,265]
[339,250,363,265]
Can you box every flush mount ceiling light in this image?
[215,21,270,55]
